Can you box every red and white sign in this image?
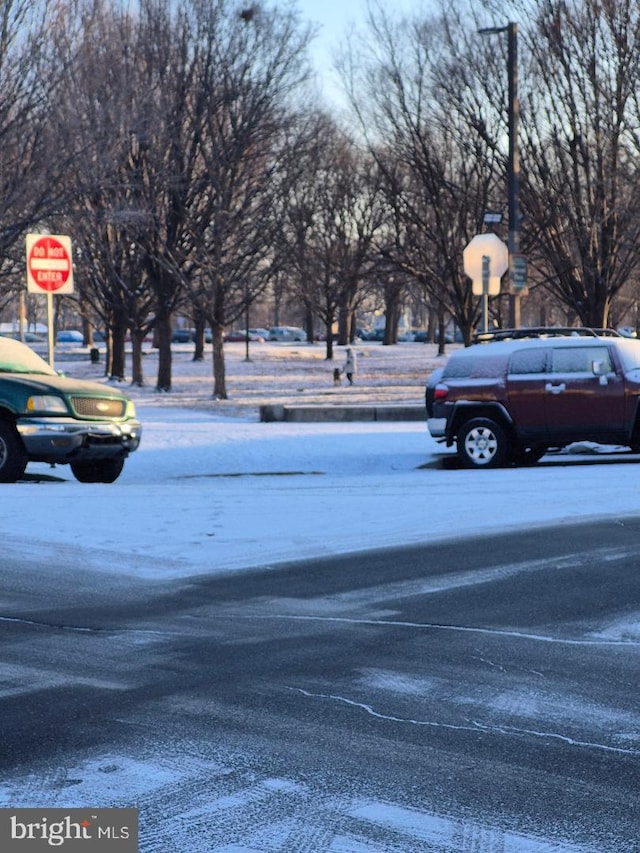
[26,234,74,294]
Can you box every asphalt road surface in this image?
[1,518,639,852]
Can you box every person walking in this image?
[344,347,357,385]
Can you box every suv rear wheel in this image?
[457,418,508,468]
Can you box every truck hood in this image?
[0,372,128,398]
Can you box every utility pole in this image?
[478,22,522,328]
[507,22,520,328]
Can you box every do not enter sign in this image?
[26,234,74,294]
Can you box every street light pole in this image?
[478,21,521,328]
[507,22,520,328]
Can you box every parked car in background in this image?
[249,328,270,340]
[434,329,465,344]
[56,330,84,344]
[224,330,265,343]
[172,328,213,344]
[360,328,385,341]
[0,336,141,482]
[0,332,46,344]
[172,328,194,343]
[268,326,307,342]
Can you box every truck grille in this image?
[70,396,126,418]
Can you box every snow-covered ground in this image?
[5,340,640,581]
[3,341,638,852]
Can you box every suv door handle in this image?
[545,382,566,394]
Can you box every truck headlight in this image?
[26,395,68,413]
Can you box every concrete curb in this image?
[259,404,425,423]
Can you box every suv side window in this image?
[551,346,612,374]
[508,348,548,375]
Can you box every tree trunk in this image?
[338,297,357,344]
[155,310,173,392]
[102,329,113,378]
[212,325,227,399]
[110,313,127,381]
[130,330,145,387]
[193,311,207,361]
[587,290,611,329]
[325,320,334,360]
[437,313,446,356]
[337,305,349,345]
[304,306,315,343]
[384,290,402,345]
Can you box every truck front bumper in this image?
[16,418,142,462]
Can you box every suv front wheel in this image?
[457,418,508,468]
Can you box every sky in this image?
[294,0,428,106]
[294,0,363,106]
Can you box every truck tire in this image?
[70,457,125,483]
[0,420,28,482]
[457,417,508,468]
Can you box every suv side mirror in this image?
[591,360,608,385]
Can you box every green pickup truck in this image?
[0,336,141,482]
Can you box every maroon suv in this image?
[426,328,640,467]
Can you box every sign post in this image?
[482,255,490,333]
[26,234,74,367]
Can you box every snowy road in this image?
[1,520,639,851]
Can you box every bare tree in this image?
[0,1,73,318]
[281,115,385,357]
[53,0,210,389]
[426,0,640,329]
[180,0,313,398]
[341,2,499,343]
[511,0,640,327]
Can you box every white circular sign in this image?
[463,233,509,280]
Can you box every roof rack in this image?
[473,327,620,344]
